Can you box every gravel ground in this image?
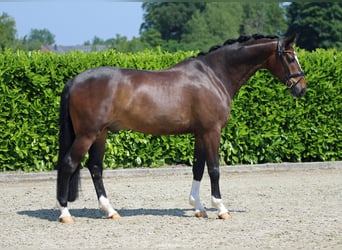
[0,162,341,249]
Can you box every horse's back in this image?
[67,64,229,136]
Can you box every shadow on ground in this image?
[17,207,194,221]
[18,207,247,222]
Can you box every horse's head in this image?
[267,35,307,97]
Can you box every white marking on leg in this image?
[189,180,205,213]
[211,196,229,216]
[56,202,71,219]
[99,195,118,218]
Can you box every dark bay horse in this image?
[56,34,306,223]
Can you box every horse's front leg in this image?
[189,135,208,218]
[204,131,231,220]
[87,132,120,219]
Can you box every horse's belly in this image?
[118,110,192,135]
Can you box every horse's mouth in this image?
[291,85,306,98]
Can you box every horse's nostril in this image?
[299,88,306,97]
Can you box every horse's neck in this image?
[203,41,277,98]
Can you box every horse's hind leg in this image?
[87,130,120,219]
[57,135,94,223]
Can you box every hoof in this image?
[218,212,231,220]
[110,213,121,220]
[59,216,74,224]
[195,210,208,218]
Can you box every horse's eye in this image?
[287,55,295,63]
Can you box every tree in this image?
[286,2,342,51]
[240,3,287,36]
[181,3,243,51]
[140,2,288,52]
[27,28,55,45]
[91,36,105,46]
[140,28,163,48]
[140,2,206,42]
[22,28,55,50]
[0,12,17,50]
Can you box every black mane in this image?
[197,34,279,56]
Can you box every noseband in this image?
[277,39,305,89]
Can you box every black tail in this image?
[57,80,80,202]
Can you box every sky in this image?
[0,1,144,45]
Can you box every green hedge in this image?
[0,48,341,171]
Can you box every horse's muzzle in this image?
[289,77,306,98]
[291,84,306,97]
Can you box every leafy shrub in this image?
[0,48,340,171]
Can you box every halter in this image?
[277,39,305,89]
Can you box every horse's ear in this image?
[285,34,298,49]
